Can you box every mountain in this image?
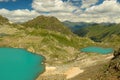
[96,48,120,80]
[22,15,72,35]
[63,21,120,49]
[0,15,97,65]
[1,15,119,79]
[73,23,120,42]
[0,15,9,25]
[63,21,93,32]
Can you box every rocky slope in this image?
[95,48,120,80]
[0,15,9,25]
[0,15,98,65]
[0,15,118,80]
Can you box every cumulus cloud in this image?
[81,0,120,23]
[0,0,120,23]
[86,0,120,13]
[0,9,40,22]
[81,0,98,8]
[65,0,120,23]
[32,0,76,12]
[30,0,120,23]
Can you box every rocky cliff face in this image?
[97,48,120,80]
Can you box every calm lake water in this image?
[0,48,45,80]
[81,46,114,54]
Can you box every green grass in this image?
[0,15,102,65]
[75,24,120,42]
[22,15,72,35]
[0,15,9,25]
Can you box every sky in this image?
[0,0,120,23]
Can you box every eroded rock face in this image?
[109,48,120,71]
[97,48,120,80]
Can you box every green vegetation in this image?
[73,23,120,42]
[23,15,72,35]
[63,21,120,49]
[0,15,9,25]
[0,15,98,65]
[1,15,120,80]
[0,28,96,65]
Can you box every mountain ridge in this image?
[0,15,97,65]
[63,21,120,42]
[22,15,72,35]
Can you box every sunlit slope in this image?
[0,15,98,65]
[23,15,72,35]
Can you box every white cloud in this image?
[30,0,120,23]
[80,0,120,23]
[86,0,120,13]
[0,0,120,23]
[81,0,98,8]
[0,9,40,23]
[32,0,76,12]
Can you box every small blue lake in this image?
[80,46,114,54]
[0,47,45,80]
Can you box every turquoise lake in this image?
[81,46,114,54]
[0,48,45,80]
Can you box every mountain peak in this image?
[23,15,72,35]
[35,15,58,20]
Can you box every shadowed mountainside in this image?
[80,24,120,42]
[63,21,120,51]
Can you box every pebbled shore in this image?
[37,53,113,80]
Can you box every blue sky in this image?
[1,0,120,10]
[0,0,32,10]
[0,0,120,23]
[0,0,102,10]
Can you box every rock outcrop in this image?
[97,48,120,80]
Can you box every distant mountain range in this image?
[63,21,120,43]
[63,21,92,32]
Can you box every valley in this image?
[0,15,120,80]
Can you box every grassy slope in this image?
[0,15,9,24]
[63,21,93,32]
[0,15,99,65]
[0,25,97,65]
[74,24,120,42]
[22,15,72,35]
